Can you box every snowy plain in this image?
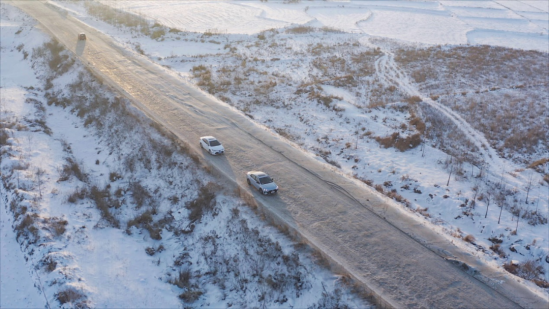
[1,0,548,307]
[95,0,549,52]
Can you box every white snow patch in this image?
[307,6,371,32]
[495,0,548,12]
[440,1,506,9]
[460,16,547,34]
[358,8,472,45]
[467,29,549,52]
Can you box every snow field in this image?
[357,9,471,45]
[90,0,549,52]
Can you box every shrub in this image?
[463,234,475,243]
[67,186,88,203]
[503,261,518,274]
[178,290,203,303]
[56,288,85,305]
[127,211,153,229]
[145,247,156,256]
[504,259,547,287]
[528,158,548,173]
[395,133,422,151]
[15,214,39,240]
[129,181,150,208]
[58,157,86,182]
[44,256,57,272]
[90,185,119,228]
[375,132,399,148]
[170,269,191,289]
[387,190,409,205]
[286,26,314,34]
[150,28,166,40]
[127,210,161,240]
[109,172,122,182]
[489,244,506,258]
[533,279,549,288]
[186,185,216,223]
[405,96,422,104]
[409,116,426,134]
[0,130,9,145]
[51,219,68,236]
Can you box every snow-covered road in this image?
[10,1,546,308]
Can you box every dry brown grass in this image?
[528,158,548,173]
[374,132,421,152]
[395,45,547,95]
[463,234,475,243]
[408,115,425,134]
[286,25,315,34]
[489,243,506,258]
[395,45,548,164]
[56,287,86,306]
[503,259,549,288]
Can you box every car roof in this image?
[249,171,268,177]
[200,136,217,141]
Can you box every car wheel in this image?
[247,179,251,185]
[200,143,203,149]
[209,149,212,155]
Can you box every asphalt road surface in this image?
[11,2,547,308]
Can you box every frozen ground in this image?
[1,3,369,308]
[41,0,549,295]
[89,0,549,52]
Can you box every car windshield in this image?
[259,176,273,184]
[209,140,221,146]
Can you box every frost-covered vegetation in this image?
[394,45,548,164]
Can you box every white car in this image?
[200,136,225,155]
[246,171,279,195]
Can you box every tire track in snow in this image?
[373,47,506,175]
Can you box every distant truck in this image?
[78,33,86,40]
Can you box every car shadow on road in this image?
[75,40,86,56]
